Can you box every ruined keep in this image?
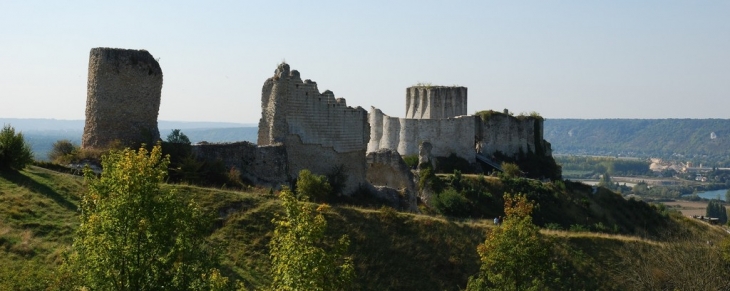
[82,48,163,149]
[258,63,370,194]
[405,86,467,119]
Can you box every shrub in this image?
[296,169,332,203]
[48,139,78,164]
[0,125,33,171]
[226,166,245,189]
[402,155,419,168]
[418,166,444,194]
[500,162,521,178]
[432,188,471,216]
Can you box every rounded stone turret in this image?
[405,86,467,119]
[82,48,163,149]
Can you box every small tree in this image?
[269,187,354,291]
[167,129,191,144]
[501,162,521,178]
[0,125,33,171]
[467,193,559,291]
[706,199,728,224]
[48,139,77,164]
[67,144,228,290]
[296,169,332,202]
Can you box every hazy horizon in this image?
[2,1,728,123]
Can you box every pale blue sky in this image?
[1,1,728,123]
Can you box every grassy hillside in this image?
[1,166,728,290]
[545,119,730,162]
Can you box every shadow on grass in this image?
[0,169,78,211]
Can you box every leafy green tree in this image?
[67,144,228,290]
[167,129,191,144]
[726,189,730,204]
[269,186,354,291]
[466,193,559,291]
[296,169,332,202]
[0,125,33,171]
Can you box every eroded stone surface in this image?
[366,149,418,212]
[82,48,163,149]
[405,86,467,119]
[258,63,370,194]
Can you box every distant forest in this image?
[545,119,730,165]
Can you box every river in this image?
[692,189,728,201]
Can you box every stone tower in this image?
[405,86,467,119]
[82,48,163,149]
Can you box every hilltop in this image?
[2,165,728,290]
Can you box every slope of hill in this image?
[1,166,728,290]
[545,119,730,160]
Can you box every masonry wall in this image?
[368,107,477,163]
[258,63,370,193]
[82,47,163,149]
[191,141,289,188]
[405,86,467,119]
[477,114,549,157]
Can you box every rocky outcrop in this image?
[366,149,419,212]
[82,48,163,149]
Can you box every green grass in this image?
[1,166,729,290]
[0,166,82,290]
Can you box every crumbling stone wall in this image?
[191,141,289,188]
[82,47,163,149]
[368,107,477,163]
[477,114,552,157]
[258,63,370,194]
[405,86,467,119]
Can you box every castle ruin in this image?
[257,63,370,193]
[368,86,552,165]
[79,50,557,208]
[82,48,163,149]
